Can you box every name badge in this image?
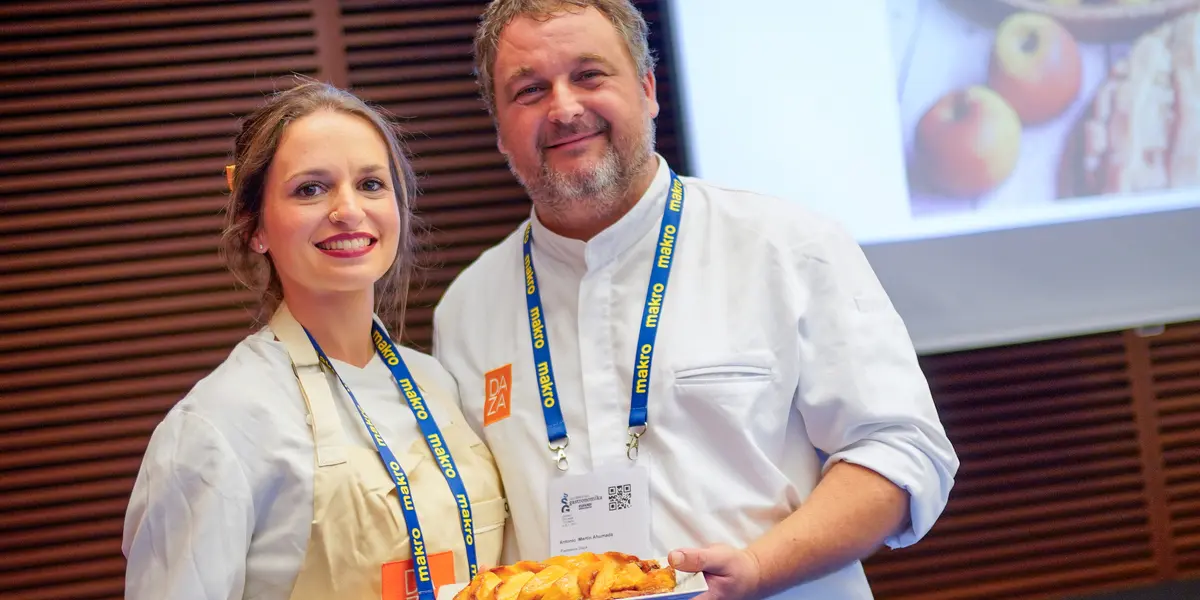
[548,464,651,557]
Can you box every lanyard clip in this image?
[548,437,570,471]
[626,424,648,461]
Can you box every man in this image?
[432,1,959,598]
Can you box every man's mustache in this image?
[540,116,611,148]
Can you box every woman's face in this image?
[252,109,402,300]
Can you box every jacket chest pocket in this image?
[671,353,783,445]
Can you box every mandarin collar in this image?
[528,154,671,271]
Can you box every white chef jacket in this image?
[431,155,959,599]
[121,328,496,600]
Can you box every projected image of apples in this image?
[894,0,1200,217]
[913,85,1022,199]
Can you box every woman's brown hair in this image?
[219,79,420,334]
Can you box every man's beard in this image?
[506,113,656,222]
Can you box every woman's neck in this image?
[282,285,377,368]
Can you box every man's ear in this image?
[642,69,660,119]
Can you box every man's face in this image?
[491,6,660,210]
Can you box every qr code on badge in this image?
[608,484,632,511]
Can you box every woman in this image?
[122,80,507,600]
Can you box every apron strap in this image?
[270,302,348,467]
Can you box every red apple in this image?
[988,11,1082,125]
[914,85,1022,198]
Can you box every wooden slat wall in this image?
[857,320,1200,599]
[1148,323,1200,576]
[863,332,1161,599]
[0,2,1196,599]
[1,2,318,598]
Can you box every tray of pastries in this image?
[440,552,707,600]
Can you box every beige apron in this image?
[269,304,507,600]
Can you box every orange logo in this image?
[484,364,512,427]
[382,549,456,600]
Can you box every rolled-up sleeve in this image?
[791,222,959,548]
[122,409,255,599]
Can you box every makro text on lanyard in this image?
[522,171,685,471]
[304,323,478,600]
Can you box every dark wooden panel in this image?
[1149,323,1200,575]
[863,332,1159,599]
[0,2,318,598]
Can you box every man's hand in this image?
[668,544,762,600]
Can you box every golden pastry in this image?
[454,552,677,600]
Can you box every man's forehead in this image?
[496,7,623,58]
[495,12,630,78]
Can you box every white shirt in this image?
[431,156,959,599]
[121,329,464,600]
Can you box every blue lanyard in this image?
[522,171,685,471]
[304,323,478,599]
